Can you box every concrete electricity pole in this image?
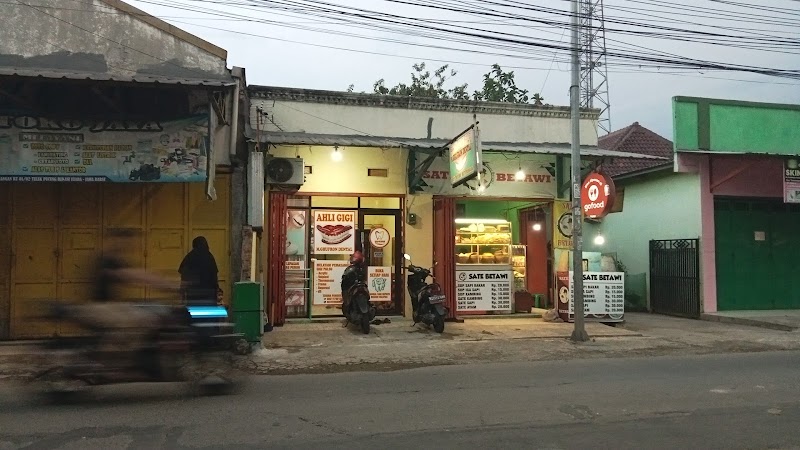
[570,0,590,342]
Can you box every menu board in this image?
[568,271,625,319]
[456,268,513,312]
[312,260,350,305]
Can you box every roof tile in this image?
[598,122,674,178]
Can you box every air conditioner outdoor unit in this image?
[265,156,304,186]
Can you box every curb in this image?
[700,313,797,332]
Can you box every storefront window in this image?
[283,194,404,318]
[452,199,552,315]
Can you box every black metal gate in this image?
[649,239,700,318]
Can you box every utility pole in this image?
[570,0,590,342]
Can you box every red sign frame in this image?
[581,171,616,219]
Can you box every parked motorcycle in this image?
[404,254,448,333]
[341,252,376,334]
[30,301,244,403]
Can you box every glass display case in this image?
[455,219,512,265]
[511,245,527,291]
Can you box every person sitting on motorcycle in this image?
[340,250,366,317]
[75,229,178,367]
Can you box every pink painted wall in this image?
[678,153,784,313]
[710,156,783,197]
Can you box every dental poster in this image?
[313,260,349,305]
[313,210,356,254]
[0,114,209,182]
[368,266,392,302]
[286,210,307,257]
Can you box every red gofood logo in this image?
[581,172,616,219]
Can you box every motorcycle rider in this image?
[74,229,178,367]
[340,250,366,317]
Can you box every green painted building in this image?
[588,97,800,315]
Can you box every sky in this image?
[128,0,800,140]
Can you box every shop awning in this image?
[256,131,667,160]
[0,67,236,87]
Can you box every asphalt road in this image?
[2,351,800,449]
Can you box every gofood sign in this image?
[581,171,616,219]
[448,124,482,188]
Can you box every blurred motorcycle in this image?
[30,301,245,403]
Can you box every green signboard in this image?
[449,124,482,188]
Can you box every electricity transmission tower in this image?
[579,0,611,134]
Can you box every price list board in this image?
[568,271,625,318]
[456,268,513,312]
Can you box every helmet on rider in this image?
[349,250,365,265]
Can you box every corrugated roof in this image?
[256,131,667,160]
[598,122,674,177]
[0,67,235,87]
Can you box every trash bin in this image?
[232,282,263,343]
[533,294,544,309]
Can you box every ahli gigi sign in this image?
[313,210,356,254]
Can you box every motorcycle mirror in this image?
[403,253,412,261]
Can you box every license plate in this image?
[428,295,445,304]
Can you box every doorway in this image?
[359,210,403,316]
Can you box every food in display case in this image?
[455,219,512,265]
[511,245,527,292]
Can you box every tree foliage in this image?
[363,62,543,105]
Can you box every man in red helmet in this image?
[340,250,366,317]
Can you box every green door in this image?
[715,198,800,310]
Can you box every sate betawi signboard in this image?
[422,152,557,198]
[313,210,356,254]
[448,124,482,188]
[581,171,616,219]
[456,268,513,312]
[556,271,625,322]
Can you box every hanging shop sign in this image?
[422,152,557,198]
[581,171,616,218]
[784,158,800,203]
[556,271,625,322]
[312,260,350,305]
[313,210,356,254]
[448,124,482,188]
[369,227,391,249]
[455,268,513,312]
[368,266,393,302]
[0,114,209,182]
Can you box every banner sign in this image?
[0,114,209,182]
[422,152,557,198]
[784,158,800,203]
[581,171,616,218]
[313,210,356,254]
[449,124,481,188]
[553,201,574,249]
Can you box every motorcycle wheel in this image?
[32,367,89,405]
[360,314,371,334]
[433,315,445,333]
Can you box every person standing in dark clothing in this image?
[179,236,220,305]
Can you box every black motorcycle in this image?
[404,254,448,333]
[30,302,244,402]
[341,262,376,334]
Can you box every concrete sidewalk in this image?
[702,310,800,332]
[4,313,800,379]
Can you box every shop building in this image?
[248,86,658,325]
[585,97,800,317]
[0,0,247,339]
